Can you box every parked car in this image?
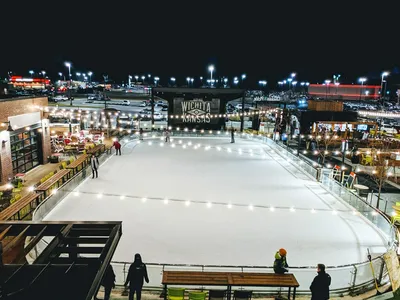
[121,100,130,106]
[53,95,69,102]
[380,126,398,134]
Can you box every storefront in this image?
[8,76,50,90]
[10,125,43,174]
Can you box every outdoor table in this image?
[353,184,369,197]
[162,271,299,300]
[87,144,105,156]
[35,169,71,197]
[66,154,88,175]
[0,192,43,221]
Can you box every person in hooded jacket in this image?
[96,264,115,300]
[124,253,149,300]
[273,248,289,274]
[310,264,331,300]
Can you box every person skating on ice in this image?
[112,139,122,155]
[139,128,144,141]
[164,128,170,143]
[124,253,149,300]
[230,126,235,143]
[273,248,289,274]
[90,154,99,179]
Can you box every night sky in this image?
[1,1,399,87]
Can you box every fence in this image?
[29,132,397,295]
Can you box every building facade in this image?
[0,97,51,184]
[308,84,380,101]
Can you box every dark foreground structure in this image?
[0,221,122,300]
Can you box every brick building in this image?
[0,97,51,184]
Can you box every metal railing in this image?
[29,132,397,296]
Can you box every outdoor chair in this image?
[233,290,252,300]
[189,292,207,300]
[168,288,185,300]
[361,154,373,166]
[343,172,357,189]
[208,290,227,300]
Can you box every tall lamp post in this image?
[29,70,34,77]
[170,77,176,86]
[208,65,214,87]
[358,77,367,101]
[287,78,293,90]
[65,62,71,81]
[380,71,389,104]
[88,72,93,83]
[324,80,331,99]
[186,77,191,86]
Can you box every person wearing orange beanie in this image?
[273,248,289,274]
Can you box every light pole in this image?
[224,78,228,87]
[88,72,93,83]
[291,73,296,78]
[190,78,194,86]
[380,71,389,104]
[134,75,139,83]
[358,77,367,101]
[334,82,340,96]
[65,62,71,80]
[29,70,34,77]
[208,65,214,86]
[292,81,297,91]
[241,74,246,87]
[170,77,176,86]
[324,80,331,99]
[154,77,159,87]
[186,77,190,86]
[141,76,145,83]
[287,78,292,90]
[128,75,132,86]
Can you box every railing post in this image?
[349,264,357,295]
[378,257,385,285]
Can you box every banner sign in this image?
[173,97,220,125]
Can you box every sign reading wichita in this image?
[173,97,220,125]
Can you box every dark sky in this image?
[1,1,399,87]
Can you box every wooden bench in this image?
[0,192,43,221]
[87,144,106,156]
[66,154,89,175]
[35,169,72,198]
[162,271,299,300]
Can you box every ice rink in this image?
[44,137,388,268]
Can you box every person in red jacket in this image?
[113,139,122,155]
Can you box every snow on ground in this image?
[44,137,388,269]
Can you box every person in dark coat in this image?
[139,128,144,141]
[90,155,99,179]
[124,253,149,300]
[273,248,289,274]
[230,127,235,143]
[96,264,116,300]
[310,264,331,300]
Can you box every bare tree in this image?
[370,142,392,210]
[316,133,339,165]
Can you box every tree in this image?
[371,146,392,210]
[316,133,339,165]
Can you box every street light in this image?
[65,62,71,80]
[380,71,389,103]
[29,70,34,77]
[324,80,331,99]
[154,76,160,86]
[334,82,340,94]
[41,71,46,77]
[170,77,176,83]
[287,78,293,90]
[358,77,367,100]
[291,73,296,78]
[141,76,145,82]
[208,65,214,86]
[186,77,190,86]
[58,72,63,80]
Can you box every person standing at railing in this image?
[124,253,149,300]
[273,248,289,274]
[310,264,331,300]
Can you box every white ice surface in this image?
[44,137,387,269]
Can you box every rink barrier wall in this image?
[29,132,397,296]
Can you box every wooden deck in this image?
[35,169,71,195]
[0,192,43,221]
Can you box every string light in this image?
[164,198,169,205]
[120,195,126,200]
